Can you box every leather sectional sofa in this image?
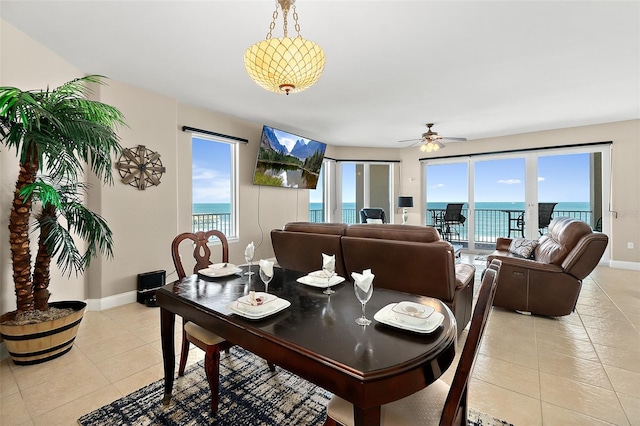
[271,222,476,334]
[487,217,608,317]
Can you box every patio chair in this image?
[509,202,558,237]
[360,208,387,224]
[434,203,466,241]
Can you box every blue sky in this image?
[192,137,232,204]
[426,153,591,203]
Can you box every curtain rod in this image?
[419,141,612,161]
[182,126,249,144]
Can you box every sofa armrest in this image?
[487,254,564,273]
[454,264,475,290]
[496,237,513,251]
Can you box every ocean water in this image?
[195,202,590,214]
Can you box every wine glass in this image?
[244,251,254,276]
[259,265,273,294]
[354,281,374,325]
[322,263,336,295]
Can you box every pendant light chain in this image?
[292,5,301,37]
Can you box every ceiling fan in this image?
[398,123,467,152]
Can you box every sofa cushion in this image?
[535,217,591,265]
[283,222,348,235]
[509,238,538,259]
[345,224,441,243]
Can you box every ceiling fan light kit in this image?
[400,123,467,152]
[244,0,325,95]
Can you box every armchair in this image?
[487,217,608,316]
[360,208,387,224]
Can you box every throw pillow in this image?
[509,238,538,259]
[366,218,383,224]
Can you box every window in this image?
[192,135,238,238]
[340,162,392,224]
[309,163,325,222]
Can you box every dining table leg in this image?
[160,307,176,405]
[354,405,381,426]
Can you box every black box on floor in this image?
[137,270,166,306]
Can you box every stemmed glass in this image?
[259,265,273,294]
[244,252,254,276]
[354,281,374,325]
[322,263,336,295]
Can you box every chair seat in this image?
[327,378,449,426]
[185,322,225,346]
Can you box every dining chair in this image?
[324,259,502,426]
[171,230,274,412]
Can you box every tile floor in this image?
[1,255,638,425]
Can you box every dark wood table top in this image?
[157,266,457,425]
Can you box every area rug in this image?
[78,347,513,425]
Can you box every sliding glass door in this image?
[423,145,610,253]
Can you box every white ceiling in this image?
[2,1,639,148]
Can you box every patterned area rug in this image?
[78,347,513,425]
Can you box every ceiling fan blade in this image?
[440,137,467,142]
[398,138,422,143]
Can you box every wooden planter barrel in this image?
[0,301,86,365]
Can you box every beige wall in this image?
[1,20,638,315]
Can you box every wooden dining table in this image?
[156,265,457,426]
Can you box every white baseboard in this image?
[85,290,137,311]
[609,260,640,271]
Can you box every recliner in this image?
[487,217,608,316]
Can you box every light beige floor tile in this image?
[479,332,539,370]
[469,378,542,425]
[0,391,31,425]
[540,371,628,425]
[603,365,640,398]
[538,351,613,390]
[113,362,165,396]
[617,393,640,426]
[31,385,122,426]
[472,354,540,398]
[534,316,590,341]
[541,402,617,425]
[75,330,147,364]
[93,345,163,383]
[535,331,599,361]
[585,325,640,349]
[0,359,19,398]
[20,363,109,418]
[594,343,640,373]
[10,347,93,391]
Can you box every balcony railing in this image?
[192,213,232,236]
[308,208,594,247]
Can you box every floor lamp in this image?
[397,196,414,225]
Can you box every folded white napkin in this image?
[245,241,255,260]
[322,253,335,273]
[351,269,374,293]
[259,259,274,277]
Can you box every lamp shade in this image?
[397,196,414,208]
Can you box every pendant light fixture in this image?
[244,0,325,95]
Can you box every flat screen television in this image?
[252,125,327,189]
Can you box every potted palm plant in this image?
[0,75,125,364]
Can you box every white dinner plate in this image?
[296,275,346,288]
[226,297,291,320]
[198,263,242,278]
[374,303,445,334]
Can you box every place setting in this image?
[226,259,291,320]
[296,253,345,294]
[373,300,445,334]
[197,262,243,278]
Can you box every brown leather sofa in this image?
[271,222,476,334]
[487,217,608,317]
[271,222,348,277]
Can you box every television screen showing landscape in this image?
[252,125,327,189]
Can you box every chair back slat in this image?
[439,259,501,425]
[171,230,229,279]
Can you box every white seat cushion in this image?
[326,378,449,426]
[184,321,225,345]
